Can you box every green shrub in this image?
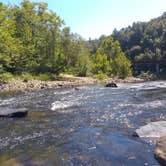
[0,65,4,74]
[64,68,77,75]
[36,74,56,81]
[20,72,34,81]
[0,72,14,81]
[93,71,108,80]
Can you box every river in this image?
[0,81,166,166]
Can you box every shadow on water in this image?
[0,81,165,165]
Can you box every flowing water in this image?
[0,81,166,166]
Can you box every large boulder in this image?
[0,108,28,118]
[134,121,166,165]
[155,136,166,166]
[134,121,166,138]
[105,82,118,88]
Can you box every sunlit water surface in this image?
[0,81,166,166]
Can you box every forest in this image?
[112,12,166,76]
[0,0,165,81]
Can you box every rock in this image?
[155,136,166,166]
[105,82,118,88]
[58,83,63,87]
[28,83,34,88]
[23,79,28,83]
[40,83,48,89]
[75,87,80,90]
[75,86,89,91]
[134,121,166,138]
[0,108,28,118]
[40,86,45,89]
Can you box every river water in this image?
[0,81,166,166]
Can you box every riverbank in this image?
[0,74,144,93]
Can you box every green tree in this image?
[92,37,132,78]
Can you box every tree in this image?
[92,37,132,78]
[91,53,110,75]
[112,12,166,75]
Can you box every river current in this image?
[0,81,166,166]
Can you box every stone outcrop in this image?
[155,136,166,166]
[134,121,166,138]
[134,121,166,165]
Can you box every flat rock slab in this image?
[0,108,28,118]
[155,136,166,166]
[134,121,166,138]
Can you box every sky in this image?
[1,0,166,39]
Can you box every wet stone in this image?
[0,108,28,118]
[105,82,118,88]
[134,121,166,138]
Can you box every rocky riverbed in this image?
[0,75,144,93]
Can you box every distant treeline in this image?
[112,12,166,76]
[89,12,166,77]
[1,1,165,80]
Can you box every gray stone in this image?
[134,121,166,138]
[0,108,28,118]
[75,86,89,91]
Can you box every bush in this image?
[64,68,77,75]
[138,71,156,80]
[36,74,56,81]
[20,73,34,81]
[0,65,4,74]
[0,72,14,81]
[93,71,108,80]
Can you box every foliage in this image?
[0,72,14,81]
[93,71,108,80]
[20,72,34,80]
[138,71,156,80]
[112,12,166,75]
[0,65,4,74]
[36,74,55,81]
[0,0,132,80]
[0,1,89,76]
[91,53,110,75]
[91,37,132,78]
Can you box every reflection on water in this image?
[0,81,165,165]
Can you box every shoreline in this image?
[0,75,145,94]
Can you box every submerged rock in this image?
[105,82,118,88]
[0,108,28,118]
[134,121,166,138]
[155,136,166,166]
[75,86,89,91]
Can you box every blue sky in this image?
[1,0,166,39]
